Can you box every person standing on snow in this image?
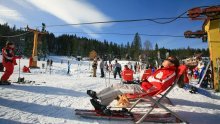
[67,60,71,74]
[100,59,105,78]
[92,59,98,77]
[1,42,21,85]
[50,59,53,66]
[104,61,109,72]
[113,60,121,79]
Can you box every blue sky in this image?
[0,0,220,49]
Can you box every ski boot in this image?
[102,108,112,116]
[110,108,132,116]
[87,90,98,99]
[0,80,11,85]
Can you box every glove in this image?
[12,58,18,65]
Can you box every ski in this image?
[75,109,133,120]
[75,109,176,123]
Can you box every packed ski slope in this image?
[0,56,220,124]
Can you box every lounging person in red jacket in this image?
[1,42,21,85]
[87,56,179,112]
[121,65,134,84]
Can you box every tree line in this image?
[0,23,209,61]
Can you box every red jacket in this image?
[179,65,189,83]
[121,68,134,81]
[2,47,20,65]
[23,66,31,73]
[141,66,177,94]
[2,47,15,64]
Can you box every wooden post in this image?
[28,28,47,68]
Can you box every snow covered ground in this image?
[0,57,220,124]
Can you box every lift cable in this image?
[0,32,31,38]
[53,32,185,38]
[38,5,220,28]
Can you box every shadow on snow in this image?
[1,84,86,97]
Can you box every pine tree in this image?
[155,43,159,51]
[132,33,142,60]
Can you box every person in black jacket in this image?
[113,60,121,79]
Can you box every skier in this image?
[113,60,121,79]
[67,60,71,74]
[92,59,98,77]
[1,42,21,85]
[47,59,50,67]
[100,59,104,78]
[87,56,179,114]
[42,63,45,69]
[50,59,53,66]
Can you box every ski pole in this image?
[49,65,51,74]
[17,47,22,83]
[108,71,111,87]
[104,68,106,87]
[18,58,21,82]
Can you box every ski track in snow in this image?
[0,57,219,124]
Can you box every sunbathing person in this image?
[87,56,179,113]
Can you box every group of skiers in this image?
[92,58,122,79]
[91,58,159,85]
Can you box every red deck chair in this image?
[128,65,188,124]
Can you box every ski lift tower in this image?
[184,6,220,91]
[27,23,47,68]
